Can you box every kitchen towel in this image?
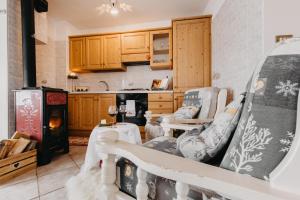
[126,100,136,117]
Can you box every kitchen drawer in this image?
[148,102,173,110]
[150,108,173,114]
[148,93,173,102]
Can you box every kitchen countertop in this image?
[69,90,174,94]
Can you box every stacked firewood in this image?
[0,132,37,160]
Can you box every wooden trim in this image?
[69,27,172,39]
[172,15,212,22]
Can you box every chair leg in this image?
[101,154,118,200]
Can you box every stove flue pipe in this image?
[21,0,36,88]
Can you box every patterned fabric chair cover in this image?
[145,87,220,140]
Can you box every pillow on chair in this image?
[176,95,244,162]
[221,53,300,180]
[174,106,201,120]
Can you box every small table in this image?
[82,123,142,172]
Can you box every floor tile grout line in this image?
[37,164,79,180]
[39,186,65,198]
[0,175,37,190]
[36,168,42,197]
[69,154,81,169]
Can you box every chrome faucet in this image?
[98,81,110,91]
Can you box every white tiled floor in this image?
[0,146,87,200]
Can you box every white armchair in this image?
[145,87,228,139]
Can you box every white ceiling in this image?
[48,0,209,29]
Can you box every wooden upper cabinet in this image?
[121,32,150,54]
[103,34,124,70]
[69,37,86,71]
[173,17,211,93]
[150,29,173,70]
[86,36,103,70]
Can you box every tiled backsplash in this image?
[72,65,172,91]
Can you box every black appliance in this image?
[116,93,148,126]
[15,87,69,165]
[17,0,68,165]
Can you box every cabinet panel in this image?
[68,95,78,130]
[121,32,150,54]
[121,53,150,63]
[148,93,173,102]
[103,34,124,70]
[173,18,211,93]
[149,102,173,110]
[69,37,86,71]
[86,36,103,70]
[173,93,185,111]
[78,95,97,130]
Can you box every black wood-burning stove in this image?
[15,0,69,165]
[15,87,69,165]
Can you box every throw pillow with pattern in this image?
[220,53,300,180]
[177,96,244,162]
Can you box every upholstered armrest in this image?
[168,118,213,125]
[159,118,213,137]
[144,111,173,124]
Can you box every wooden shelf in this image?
[153,49,170,54]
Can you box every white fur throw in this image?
[66,169,102,200]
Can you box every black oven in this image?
[116,93,148,126]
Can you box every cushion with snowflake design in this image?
[177,96,244,162]
[220,53,300,180]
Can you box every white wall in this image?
[264,0,300,54]
[0,0,8,139]
[203,0,226,17]
[204,0,264,99]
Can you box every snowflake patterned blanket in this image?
[221,53,300,180]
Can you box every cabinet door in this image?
[86,36,103,70]
[103,34,123,70]
[121,32,150,54]
[69,37,86,71]
[150,29,173,69]
[173,18,211,93]
[78,95,97,130]
[68,95,78,130]
[173,93,185,111]
[98,94,116,123]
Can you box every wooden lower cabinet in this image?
[68,95,78,130]
[148,93,174,114]
[96,94,117,124]
[68,94,116,136]
[173,93,184,111]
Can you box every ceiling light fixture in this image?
[96,0,132,16]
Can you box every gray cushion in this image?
[220,54,300,180]
[173,106,200,119]
[183,88,220,119]
[177,96,244,162]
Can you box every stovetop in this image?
[120,88,150,91]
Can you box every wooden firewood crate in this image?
[0,149,37,184]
